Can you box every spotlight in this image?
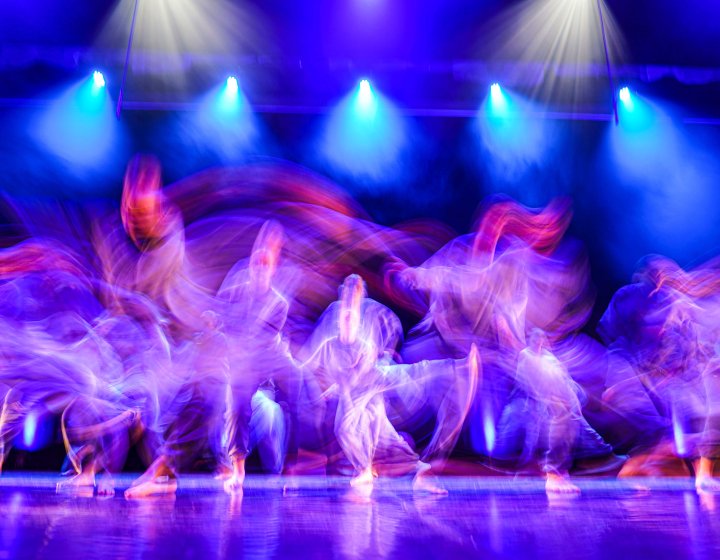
[322,78,405,179]
[358,79,373,104]
[619,86,631,105]
[226,76,239,94]
[35,76,117,168]
[93,71,106,88]
[355,79,376,116]
[487,83,509,117]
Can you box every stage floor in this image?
[0,474,718,559]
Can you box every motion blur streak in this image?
[0,155,718,498]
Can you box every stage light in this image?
[482,0,624,104]
[619,86,631,105]
[478,87,551,185]
[353,79,378,120]
[487,83,509,117]
[218,75,244,114]
[321,80,406,179]
[33,76,119,170]
[191,79,257,161]
[97,0,264,88]
[618,86,635,114]
[226,76,239,94]
[93,71,106,88]
[358,79,373,107]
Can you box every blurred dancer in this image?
[600,256,720,492]
[116,156,228,497]
[123,307,228,498]
[0,313,101,477]
[220,221,300,494]
[304,274,478,495]
[493,329,614,493]
[386,198,601,475]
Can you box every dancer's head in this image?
[338,274,366,344]
[252,220,285,258]
[527,327,548,353]
[121,154,165,245]
[249,249,277,293]
[249,221,284,292]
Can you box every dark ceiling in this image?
[2,1,718,65]
[1,1,719,114]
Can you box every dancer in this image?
[600,256,720,492]
[123,306,228,498]
[493,329,615,494]
[303,274,478,495]
[220,220,300,494]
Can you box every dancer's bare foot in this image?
[125,456,177,499]
[696,457,720,494]
[350,467,374,488]
[413,463,448,495]
[223,455,246,494]
[696,477,720,493]
[224,475,245,494]
[348,468,374,501]
[128,455,174,488]
[545,473,581,494]
[124,475,177,498]
[56,470,95,493]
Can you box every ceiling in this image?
[1,1,719,114]
[2,1,718,64]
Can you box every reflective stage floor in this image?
[0,474,718,559]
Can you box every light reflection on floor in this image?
[0,474,718,559]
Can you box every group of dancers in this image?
[0,155,718,498]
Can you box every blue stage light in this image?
[358,79,373,106]
[34,76,119,170]
[477,87,552,186]
[93,71,106,89]
[488,83,509,117]
[618,86,636,115]
[189,79,257,161]
[217,76,244,115]
[226,76,239,94]
[321,80,406,179]
[619,87,631,105]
